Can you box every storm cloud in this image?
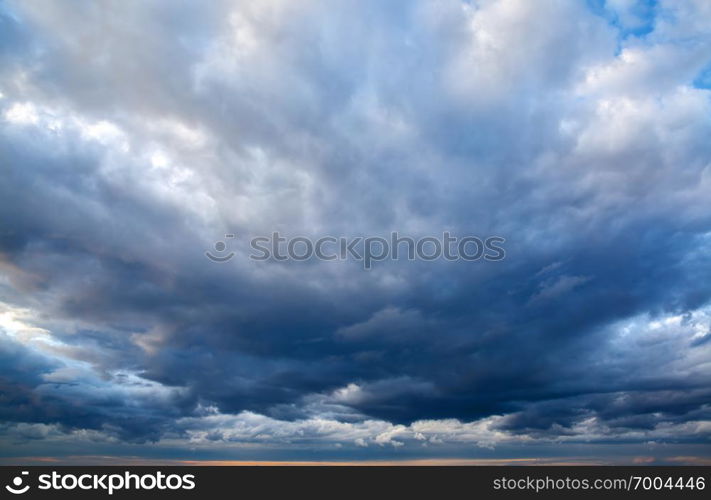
[0,0,710,462]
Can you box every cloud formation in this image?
[0,0,710,460]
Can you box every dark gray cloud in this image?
[0,0,710,460]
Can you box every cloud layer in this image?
[0,0,710,461]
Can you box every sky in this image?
[0,0,710,465]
